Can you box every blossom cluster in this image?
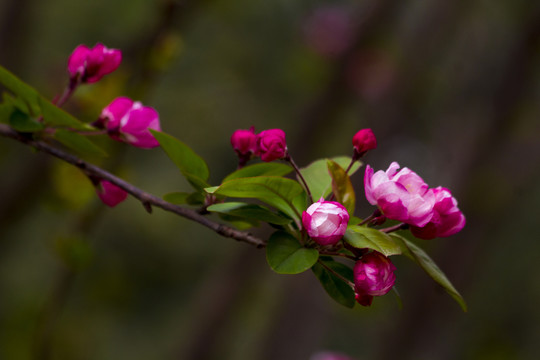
[231,128,287,164]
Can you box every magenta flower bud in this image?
[256,129,287,162]
[96,180,128,207]
[100,97,161,149]
[231,127,257,156]
[302,198,350,246]
[354,251,396,306]
[352,128,377,155]
[364,162,435,227]
[68,43,122,83]
[410,187,466,239]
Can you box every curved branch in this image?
[0,124,266,248]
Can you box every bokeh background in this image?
[1,0,540,359]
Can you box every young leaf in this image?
[39,98,92,130]
[9,109,44,132]
[389,233,467,312]
[150,130,210,191]
[207,202,291,225]
[54,129,108,158]
[344,225,402,257]
[299,156,362,200]
[223,162,292,182]
[327,159,355,215]
[206,176,304,221]
[0,65,41,115]
[312,259,355,308]
[266,231,319,274]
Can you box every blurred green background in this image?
[1,0,540,359]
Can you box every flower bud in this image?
[354,251,396,306]
[231,127,257,156]
[96,180,128,207]
[256,129,287,162]
[302,198,349,246]
[100,97,161,149]
[352,128,377,155]
[68,43,122,83]
[364,162,435,227]
[410,186,466,239]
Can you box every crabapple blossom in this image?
[67,43,121,83]
[302,198,349,246]
[353,251,396,306]
[256,129,287,162]
[96,180,128,207]
[231,127,257,157]
[352,128,377,155]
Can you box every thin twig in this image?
[286,153,314,203]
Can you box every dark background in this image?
[1,0,539,359]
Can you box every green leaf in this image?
[163,191,205,205]
[39,98,91,130]
[207,202,291,225]
[389,234,467,312]
[9,109,44,132]
[327,159,355,215]
[344,225,402,257]
[53,130,108,158]
[150,130,210,191]
[299,156,362,200]
[0,65,41,115]
[206,176,304,221]
[312,259,355,308]
[266,231,319,274]
[218,213,260,230]
[223,162,292,182]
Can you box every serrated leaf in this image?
[206,176,304,221]
[224,162,292,182]
[54,129,107,158]
[299,156,362,200]
[389,233,467,312]
[344,225,402,256]
[151,130,210,191]
[312,259,355,308]
[207,202,291,225]
[266,231,319,274]
[163,191,205,205]
[327,159,355,215]
[9,109,44,132]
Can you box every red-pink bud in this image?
[256,129,287,162]
[352,128,376,155]
[100,97,161,149]
[353,251,396,306]
[302,198,350,246]
[96,180,128,207]
[231,127,257,156]
[68,43,122,83]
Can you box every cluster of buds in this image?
[230,128,287,166]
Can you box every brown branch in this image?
[0,124,266,248]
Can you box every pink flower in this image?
[96,180,128,207]
[354,251,396,306]
[99,97,161,149]
[352,128,377,155]
[410,187,466,239]
[68,43,122,83]
[231,127,257,156]
[364,162,435,227]
[257,129,287,162]
[302,198,349,246]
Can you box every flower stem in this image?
[359,209,381,226]
[54,77,80,107]
[380,223,409,233]
[286,152,314,203]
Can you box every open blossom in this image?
[99,97,161,149]
[68,43,121,83]
[352,128,377,155]
[364,162,435,227]
[302,198,349,246]
[96,180,128,207]
[410,187,466,239]
[257,129,287,162]
[354,251,396,306]
[231,127,257,156]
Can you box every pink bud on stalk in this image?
[96,180,128,207]
[352,128,377,155]
[231,127,258,167]
[302,198,349,246]
[257,129,287,162]
[99,97,161,149]
[364,162,435,227]
[68,43,122,83]
[410,187,466,239]
[353,251,396,306]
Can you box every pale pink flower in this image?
[354,251,396,306]
[257,129,287,162]
[364,162,435,227]
[302,198,349,246]
[96,180,128,207]
[68,43,121,83]
[352,128,377,155]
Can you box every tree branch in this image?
[0,124,266,248]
